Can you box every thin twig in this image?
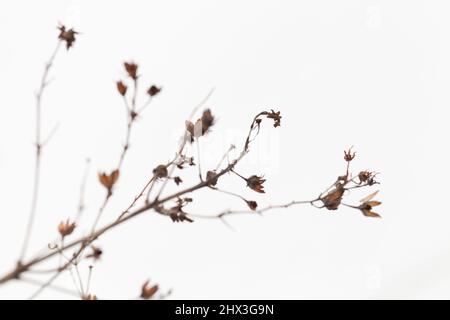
[19,40,62,262]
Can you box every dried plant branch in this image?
[0,25,382,300]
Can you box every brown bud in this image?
[206,170,218,186]
[344,147,356,162]
[116,81,127,96]
[246,175,266,193]
[141,280,159,299]
[86,246,103,261]
[98,170,120,192]
[124,62,138,80]
[58,25,78,49]
[246,200,258,211]
[153,164,168,178]
[321,184,344,210]
[147,85,161,97]
[266,109,282,127]
[173,176,183,185]
[58,219,76,237]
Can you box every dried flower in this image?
[344,147,356,162]
[359,191,382,218]
[141,280,159,299]
[58,219,76,237]
[185,109,216,142]
[98,169,120,193]
[173,176,183,185]
[246,200,258,210]
[358,171,378,186]
[169,211,194,223]
[86,246,103,261]
[246,175,266,193]
[147,85,161,97]
[266,109,282,128]
[58,25,78,49]
[206,170,218,186]
[321,184,345,210]
[153,164,168,179]
[124,62,138,80]
[82,294,98,300]
[116,81,127,96]
[201,109,215,134]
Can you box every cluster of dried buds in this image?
[116,62,162,99]
[319,148,381,217]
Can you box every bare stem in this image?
[19,40,62,262]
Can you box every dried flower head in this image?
[201,109,215,134]
[58,219,76,237]
[124,62,138,80]
[321,184,345,210]
[58,25,78,49]
[344,147,356,162]
[141,280,159,299]
[147,85,161,97]
[359,191,382,218]
[206,170,218,186]
[169,211,194,223]
[116,81,127,96]
[86,246,103,261]
[266,109,282,128]
[246,200,258,211]
[173,176,183,185]
[246,175,266,193]
[98,169,120,193]
[153,164,168,179]
[185,109,216,142]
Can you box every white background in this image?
[1,0,450,299]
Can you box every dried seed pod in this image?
[153,165,168,179]
[116,81,127,96]
[58,25,78,49]
[147,85,161,97]
[141,280,159,299]
[58,219,76,237]
[246,175,266,193]
[124,62,138,80]
[98,170,120,193]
